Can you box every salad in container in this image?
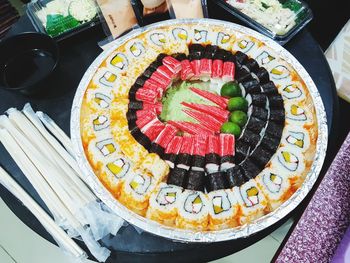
[27,0,100,40]
[215,0,313,44]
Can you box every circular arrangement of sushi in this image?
[74,19,326,237]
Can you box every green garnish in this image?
[230,111,248,127]
[220,122,241,137]
[228,97,248,112]
[46,14,80,37]
[221,81,241,98]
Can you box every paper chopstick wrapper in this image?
[325,20,350,103]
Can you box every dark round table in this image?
[0,2,339,263]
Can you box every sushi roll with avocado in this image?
[233,179,268,225]
[146,183,183,226]
[176,190,209,230]
[207,190,239,230]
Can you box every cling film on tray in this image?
[214,0,313,45]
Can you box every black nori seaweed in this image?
[143,67,155,78]
[192,155,206,169]
[176,153,192,167]
[268,94,284,109]
[213,49,228,61]
[260,133,280,153]
[126,109,137,122]
[188,44,205,60]
[149,60,163,71]
[234,51,248,65]
[251,94,267,107]
[135,76,147,87]
[242,79,260,94]
[186,170,205,192]
[235,140,250,164]
[164,153,178,167]
[128,100,143,110]
[167,167,188,187]
[246,116,267,134]
[250,105,268,121]
[128,84,140,101]
[206,172,228,192]
[269,109,285,123]
[239,129,260,146]
[173,53,187,61]
[226,166,246,187]
[261,81,278,95]
[156,53,167,62]
[240,158,261,180]
[244,58,259,72]
[255,67,270,84]
[250,145,274,169]
[220,155,235,165]
[265,121,283,139]
[205,153,220,165]
[150,143,165,157]
[130,127,151,149]
[236,68,252,83]
[204,45,219,59]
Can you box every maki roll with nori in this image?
[128,84,141,101]
[265,121,284,139]
[240,158,261,180]
[135,76,147,87]
[130,126,152,149]
[204,45,219,59]
[176,136,194,170]
[245,116,267,134]
[167,167,188,187]
[268,94,284,109]
[244,58,259,73]
[269,109,285,123]
[128,100,143,110]
[225,166,246,187]
[261,81,278,95]
[239,129,260,146]
[192,135,207,171]
[173,53,187,61]
[250,145,274,169]
[241,79,260,94]
[254,67,269,84]
[186,170,206,192]
[236,67,252,83]
[235,140,251,164]
[206,172,228,192]
[164,136,183,168]
[249,105,268,121]
[205,135,221,173]
[188,43,205,60]
[248,93,267,108]
[234,51,248,68]
[219,134,235,171]
[260,133,281,153]
[126,109,137,123]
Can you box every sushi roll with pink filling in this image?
[205,135,221,173]
[176,136,194,171]
[150,124,178,156]
[219,134,235,171]
[164,136,183,169]
[191,135,208,171]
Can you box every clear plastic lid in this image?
[27,0,100,41]
[215,0,313,45]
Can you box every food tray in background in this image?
[27,0,101,41]
[214,0,313,45]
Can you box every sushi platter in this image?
[71,19,327,242]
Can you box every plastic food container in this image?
[214,0,313,45]
[27,0,100,41]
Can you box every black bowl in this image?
[0,32,59,96]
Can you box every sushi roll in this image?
[268,94,284,109]
[233,179,268,225]
[206,172,228,192]
[118,169,157,216]
[235,68,252,83]
[222,54,236,82]
[249,105,268,121]
[205,135,221,173]
[240,158,261,180]
[243,58,259,73]
[109,52,128,71]
[139,153,169,180]
[164,136,183,169]
[285,103,309,123]
[235,38,255,53]
[225,166,246,188]
[176,190,209,230]
[149,32,167,47]
[192,135,208,171]
[265,121,284,139]
[235,140,251,164]
[260,132,281,154]
[219,134,235,171]
[261,81,278,95]
[92,114,110,132]
[239,129,260,147]
[269,109,285,123]
[253,67,269,84]
[207,190,239,230]
[176,136,194,171]
[247,94,267,108]
[128,42,146,57]
[204,45,219,59]
[193,29,208,42]
[255,169,294,211]
[282,126,310,151]
[282,83,304,100]
[188,43,205,60]
[146,183,182,226]
[216,32,231,46]
[241,79,260,94]
[172,28,188,41]
[249,145,274,169]
[245,116,267,134]
[255,51,275,66]
[128,100,143,110]
[167,167,188,188]
[129,125,152,150]
[86,87,112,110]
[270,65,290,80]
[98,70,118,88]
[87,138,120,167]
[128,84,141,101]
[234,51,248,68]
[150,124,178,156]
[185,170,206,192]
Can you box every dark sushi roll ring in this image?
[261,81,278,95]
[250,105,268,121]
[205,152,220,166]
[167,167,188,188]
[251,93,267,108]
[130,127,152,149]
[220,155,235,165]
[150,142,165,157]
[234,51,248,66]
[241,79,260,94]
[254,67,270,84]
[239,129,260,146]
[192,155,206,170]
[128,84,140,101]
[213,48,228,61]
[260,133,281,153]
[249,145,274,169]
[269,109,286,123]
[244,58,259,73]
[240,158,261,180]
[143,67,155,78]
[235,140,251,164]
[128,100,143,110]
[268,93,284,109]
[135,76,147,87]
[156,53,167,62]
[265,121,284,139]
[188,43,205,60]
[245,116,267,134]
[186,170,205,192]
[173,53,187,61]
[225,166,246,187]
[203,44,219,59]
[206,171,228,192]
[149,60,163,71]
[236,68,252,83]
[176,153,192,167]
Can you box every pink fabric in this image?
[276,132,350,263]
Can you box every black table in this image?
[0,3,338,263]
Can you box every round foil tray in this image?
[71,19,328,243]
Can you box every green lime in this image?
[220,81,241,98]
[230,111,248,127]
[220,122,241,137]
[228,97,248,112]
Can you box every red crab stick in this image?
[136,88,158,103]
[179,136,194,154]
[136,111,157,129]
[162,56,182,75]
[143,102,162,115]
[164,136,183,168]
[222,61,235,82]
[189,87,228,109]
[141,118,166,141]
[193,135,208,156]
[199,58,212,79]
[190,60,201,79]
[154,124,178,148]
[183,109,222,133]
[144,78,164,98]
[219,134,235,157]
[167,121,214,135]
[180,60,195,80]
[206,135,220,155]
[181,102,229,123]
[212,59,223,79]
